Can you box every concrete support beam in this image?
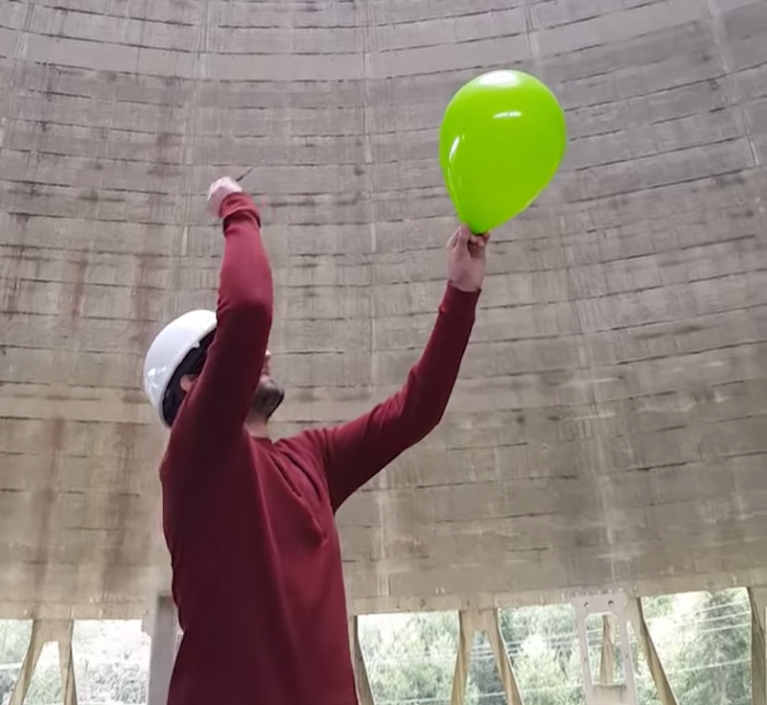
[450,609,524,705]
[626,598,678,705]
[748,587,767,705]
[348,616,375,705]
[600,615,618,686]
[573,594,637,705]
[146,594,179,705]
[9,620,77,705]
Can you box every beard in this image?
[250,376,285,420]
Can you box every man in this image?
[142,176,489,704]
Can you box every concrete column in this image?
[146,594,179,705]
[600,615,617,686]
[348,616,375,705]
[625,598,678,705]
[9,620,77,705]
[748,587,767,705]
[572,593,637,705]
[450,609,524,705]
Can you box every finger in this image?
[457,225,472,245]
[467,240,485,256]
[446,228,460,250]
[464,229,488,254]
[472,232,489,252]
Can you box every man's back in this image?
[161,431,358,705]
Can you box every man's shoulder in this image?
[277,426,335,464]
[159,422,250,481]
[276,426,323,451]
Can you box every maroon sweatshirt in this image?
[160,192,480,705]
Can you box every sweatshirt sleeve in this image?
[165,192,273,469]
[310,282,480,511]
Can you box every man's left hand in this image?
[207,176,243,219]
[446,225,490,293]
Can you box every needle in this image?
[234,164,257,183]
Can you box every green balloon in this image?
[439,70,567,234]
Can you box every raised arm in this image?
[307,226,489,510]
[168,178,273,461]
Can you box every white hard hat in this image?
[143,310,217,427]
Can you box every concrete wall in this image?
[0,0,765,619]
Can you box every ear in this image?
[179,374,197,393]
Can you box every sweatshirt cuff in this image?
[220,192,261,226]
[442,281,481,314]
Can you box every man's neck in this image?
[245,415,270,439]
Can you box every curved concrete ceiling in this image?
[0,0,766,619]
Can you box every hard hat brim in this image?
[160,329,216,427]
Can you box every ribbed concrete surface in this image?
[0,0,765,619]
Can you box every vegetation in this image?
[359,589,751,705]
[0,590,752,705]
[0,620,149,705]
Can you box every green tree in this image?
[469,606,582,705]
[675,589,749,705]
[0,621,31,704]
[512,634,580,705]
[361,613,457,705]
[643,596,674,621]
[22,647,61,705]
[0,619,150,705]
[1,591,755,705]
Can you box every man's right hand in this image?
[207,176,243,219]
[446,225,490,293]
